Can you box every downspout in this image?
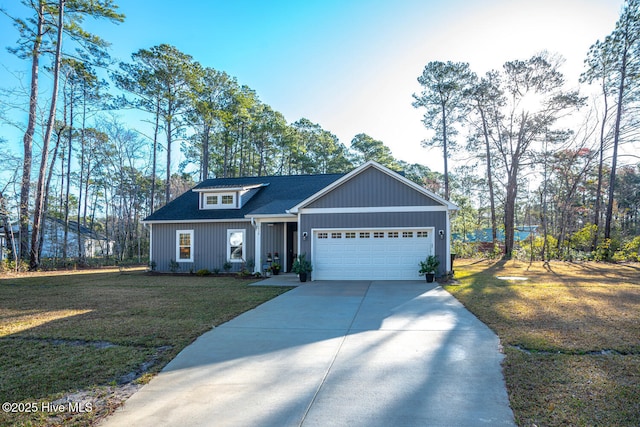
[146,223,153,271]
[251,217,260,274]
[447,206,458,275]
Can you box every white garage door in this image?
[312,228,434,280]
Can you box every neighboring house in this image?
[40,217,114,259]
[453,226,539,244]
[0,232,5,261]
[0,224,19,262]
[143,161,458,280]
[0,217,114,260]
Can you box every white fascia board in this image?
[142,218,251,224]
[244,213,297,220]
[298,206,449,214]
[192,183,265,193]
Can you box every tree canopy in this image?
[0,0,638,268]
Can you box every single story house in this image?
[143,161,458,280]
[0,231,6,261]
[40,217,114,259]
[0,217,114,260]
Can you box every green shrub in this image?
[195,269,211,276]
[594,238,622,261]
[452,241,477,258]
[1,258,29,272]
[569,223,598,252]
[516,235,559,261]
[612,236,640,262]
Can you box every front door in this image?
[286,222,298,271]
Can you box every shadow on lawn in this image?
[102,280,515,427]
[449,259,640,426]
[0,271,288,404]
[451,259,640,353]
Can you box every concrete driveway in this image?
[102,280,515,427]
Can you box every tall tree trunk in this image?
[202,124,210,180]
[604,42,629,244]
[150,99,160,213]
[165,118,172,202]
[441,103,450,201]
[81,86,90,227]
[223,135,229,178]
[103,183,110,257]
[20,0,45,262]
[591,92,608,251]
[503,163,519,259]
[38,127,64,261]
[479,108,497,245]
[63,93,74,259]
[77,127,85,259]
[30,0,65,270]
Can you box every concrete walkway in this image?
[102,281,515,427]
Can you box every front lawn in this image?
[0,269,291,426]
[446,259,640,426]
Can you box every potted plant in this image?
[269,251,281,274]
[419,255,440,283]
[271,262,281,275]
[291,253,312,282]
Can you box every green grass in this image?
[446,259,640,427]
[0,269,291,426]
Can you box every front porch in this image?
[251,217,298,274]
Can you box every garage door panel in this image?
[313,229,434,280]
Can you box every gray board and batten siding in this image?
[305,166,441,208]
[297,166,450,275]
[151,221,254,272]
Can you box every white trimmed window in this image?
[176,230,194,262]
[227,229,245,262]
[202,192,236,209]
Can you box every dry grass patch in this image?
[446,259,640,426]
[0,269,291,426]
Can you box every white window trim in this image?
[227,229,245,263]
[176,230,194,263]
[202,192,236,209]
[204,194,219,207]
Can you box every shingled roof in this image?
[143,173,345,222]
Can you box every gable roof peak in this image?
[289,160,458,212]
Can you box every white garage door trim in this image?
[311,227,435,281]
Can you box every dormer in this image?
[193,183,266,210]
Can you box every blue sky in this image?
[0,0,623,172]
